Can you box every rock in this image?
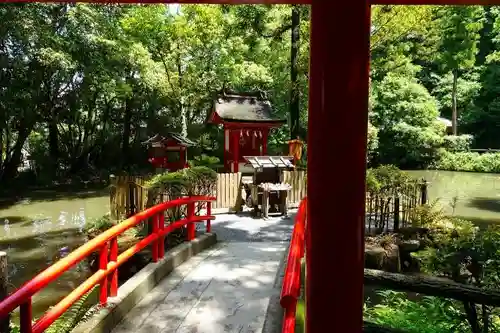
[399,240,421,253]
[365,244,386,270]
[384,244,401,273]
[399,227,430,239]
[365,243,401,273]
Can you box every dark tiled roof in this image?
[142,132,196,147]
[213,92,286,123]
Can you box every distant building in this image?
[437,117,453,135]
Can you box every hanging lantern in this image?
[288,139,304,165]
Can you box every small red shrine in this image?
[207,91,286,173]
[143,132,195,172]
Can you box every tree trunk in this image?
[177,55,187,138]
[290,5,300,140]
[0,128,31,183]
[48,118,59,175]
[364,269,500,306]
[451,69,458,135]
[122,99,132,169]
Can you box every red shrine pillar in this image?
[262,129,268,156]
[307,2,370,333]
[231,129,240,173]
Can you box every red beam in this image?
[306,1,370,333]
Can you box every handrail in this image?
[0,195,216,333]
[280,197,307,333]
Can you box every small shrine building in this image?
[206,91,286,173]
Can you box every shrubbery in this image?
[366,165,416,194]
[146,166,217,198]
[366,200,500,332]
[432,151,500,172]
[442,134,474,152]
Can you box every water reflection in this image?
[407,170,500,228]
[0,189,109,319]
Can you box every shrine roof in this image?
[209,91,286,124]
[142,132,196,147]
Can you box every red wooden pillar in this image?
[224,126,229,171]
[262,129,268,156]
[306,2,370,333]
[232,129,239,173]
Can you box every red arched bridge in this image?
[0,196,306,333]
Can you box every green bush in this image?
[442,135,473,152]
[188,154,221,170]
[364,290,473,333]
[145,166,217,223]
[433,151,500,173]
[146,166,217,197]
[371,74,444,168]
[84,214,115,238]
[366,165,415,194]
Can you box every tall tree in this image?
[290,5,300,140]
[435,6,484,135]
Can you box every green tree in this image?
[434,6,484,135]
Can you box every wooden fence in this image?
[110,171,426,225]
[109,175,150,219]
[212,172,243,212]
[365,180,428,234]
[109,170,308,218]
[283,170,307,207]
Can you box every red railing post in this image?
[109,237,118,297]
[152,214,159,263]
[206,202,212,233]
[158,213,165,259]
[20,299,32,333]
[99,243,108,306]
[187,202,195,241]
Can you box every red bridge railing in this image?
[0,195,216,333]
[280,197,307,333]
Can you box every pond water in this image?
[406,170,500,228]
[0,188,109,319]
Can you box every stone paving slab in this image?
[112,212,295,333]
[112,241,287,333]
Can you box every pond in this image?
[406,170,500,229]
[0,187,109,319]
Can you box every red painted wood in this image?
[20,300,32,333]
[99,243,109,305]
[158,213,165,259]
[306,2,370,333]
[110,237,119,297]
[232,130,239,172]
[206,202,212,233]
[187,203,196,241]
[262,129,268,155]
[152,214,160,262]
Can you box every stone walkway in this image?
[112,211,295,333]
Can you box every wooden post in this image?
[307,2,371,333]
[109,175,117,220]
[232,130,239,173]
[420,180,428,205]
[262,190,269,218]
[128,182,136,217]
[0,252,9,333]
[262,129,268,155]
[393,196,400,232]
